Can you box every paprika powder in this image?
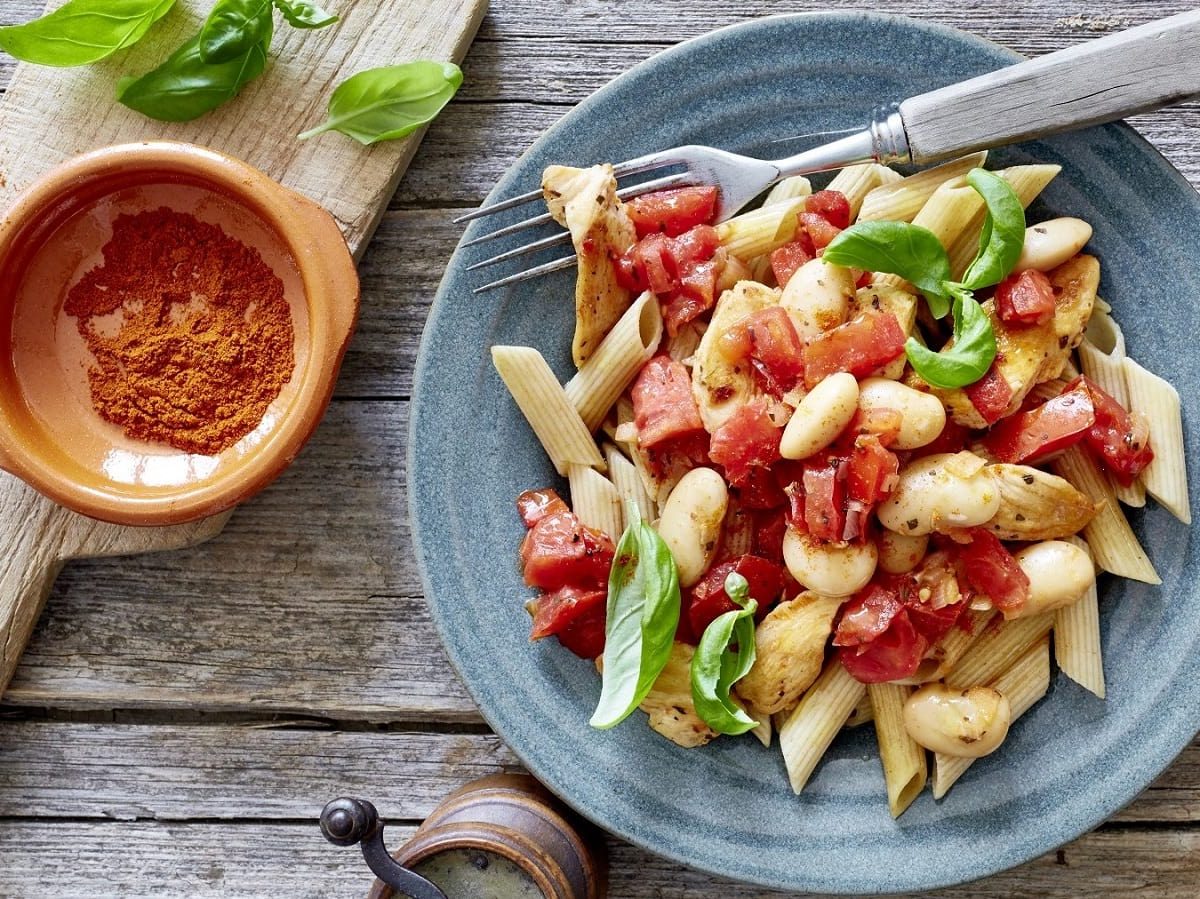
[63,207,295,456]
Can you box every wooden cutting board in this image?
[0,0,487,696]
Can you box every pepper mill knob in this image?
[321,797,379,847]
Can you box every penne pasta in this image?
[603,443,655,523]
[565,291,663,432]
[491,345,605,475]
[873,184,984,291]
[716,196,807,260]
[1054,540,1105,698]
[857,152,987,223]
[779,659,866,793]
[844,692,875,728]
[1124,358,1191,524]
[667,320,704,364]
[933,636,1051,799]
[762,175,813,206]
[1079,311,1145,507]
[826,163,893,219]
[945,613,1054,690]
[721,502,754,557]
[567,463,623,539]
[868,683,927,818]
[1051,447,1161,583]
[902,610,996,684]
[750,709,773,748]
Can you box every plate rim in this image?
[408,10,1200,893]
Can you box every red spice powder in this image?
[63,207,295,456]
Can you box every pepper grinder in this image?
[321,773,607,898]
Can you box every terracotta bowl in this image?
[0,142,359,526]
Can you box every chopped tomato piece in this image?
[709,400,782,487]
[995,269,1056,326]
[906,599,967,645]
[799,211,842,250]
[520,511,616,591]
[845,435,899,505]
[920,418,971,456]
[687,554,785,637]
[965,358,1014,425]
[769,233,815,288]
[529,585,607,659]
[806,190,852,229]
[839,607,928,683]
[614,225,724,334]
[1066,375,1155,485]
[670,223,722,267]
[626,186,719,238]
[802,311,907,389]
[734,465,788,510]
[802,459,846,542]
[983,384,1095,463]
[834,579,906,647]
[752,509,788,563]
[631,356,706,450]
[516,488,569,528]
[836,407,904,451]
[722,306,805,396]
[957,528,1030,616]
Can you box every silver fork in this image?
[461,10,1200,293]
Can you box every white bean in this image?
[857,377,947,450]
[780,372,859,460]
[780,257,854,341]
[1010,540,1096,617]
[903,684,1012,758]
[877,453,1000,536]
[782,526,877,596]
[1015,217,1093,272]
[656,467,728,588]
[877,530,929,575]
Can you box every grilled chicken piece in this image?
[542,164,638,366]
[915,254,1099,428]
[735,592,843,717]
[691,280,779,431]
[639,641,718,748]
[984,463,1098,541]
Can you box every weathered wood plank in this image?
[0,820,1197,898]
[0,723,1192,824]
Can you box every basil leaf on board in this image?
[691,572,758,735]
[297,60,463,145]
[822,221,954,318]
[199,0,273,64]
[0,0,175,67]
[590,507,681,730]
[273,0,338,29]
[959,168,1026,291]
[117,27,270,122]
[905,287,998,389]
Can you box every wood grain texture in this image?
[1,1,1199,896]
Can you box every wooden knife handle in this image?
[899,10,1200,164]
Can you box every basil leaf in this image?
[0,0,175,67]
[297,60,462,145]
[199,0,273,64]
[960,168,1026,290]
[691,572,758,736]
[117,28,269,122]
[822,221,954,318]
[905,287,997,389]
[590,508,681,730]
[273,0,338,28]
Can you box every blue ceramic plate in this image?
[410,13,1199,893]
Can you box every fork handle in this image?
[899,10,1200,164]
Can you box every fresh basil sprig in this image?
[690,572,759,736]
[590,505,681,730]
[117,27,271,122]
[273,0,338,29]
[0,0,175,67]
[821,168,1024,388]
[298,60,463,144]
[199,0,273,64]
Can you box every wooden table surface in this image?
[0,1,1197,896]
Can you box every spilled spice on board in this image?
[63,207,294,456]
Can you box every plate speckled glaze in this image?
[409,13,1199,893]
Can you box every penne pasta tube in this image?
[491,346,605,476]
[716,196,807,259]
[1124,358,1191,524]
[603,443,655,523]
[933,636,1050,799]
[826,163,892,219]
[565,291,662,432]
[779,659,866,793]
[750,709,773,748]
[900,610,996,684]
[1051,447,1161,583]
[857,152,987,223]
[667,320,704,363]
[844,692,875,729]
[945,613,1054,690]
[1079,312,1145,507]
[762,175,813,206]
[873,184,984,291]
[868,683,927,818]
[1054,540,1105,698]
[567,463,623,539]
[721,502,754,557]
